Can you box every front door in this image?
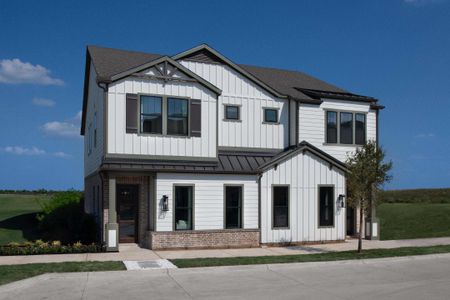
[117,184,138,243]
[346,207,356,236]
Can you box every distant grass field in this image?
[0,194,51,245]
[379,188,450,204]
[378,188,450,240]
[378,203,450,240]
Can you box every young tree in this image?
[346,141,392,253]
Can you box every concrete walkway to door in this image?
[1,237,450,265]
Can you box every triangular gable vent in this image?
[182,49,225,65]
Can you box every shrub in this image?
[0,241,104,256]
[37,191,97,244]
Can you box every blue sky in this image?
[0,0,449,190]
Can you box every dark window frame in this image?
[263,108,279,124]
[173,184,194,231]
[318,185,335,228]
[224,105,241,121]
[224,185,243,229]
[325,110,367,146]
[272,184,290,229]
[138,94,191,137]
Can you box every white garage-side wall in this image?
[180,60,289,150]
[299,99,377,162]
[155,173,258,231]
[107,75,217,158]
[261,151,346,244]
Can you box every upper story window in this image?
[326,110,366,145]
[326,111,337,144]
[167,98,188,136]
[264,108,278,123]
[140,96,162,134]
[224,105,240,121]
[340,112,353,144]
[355,113,366,145]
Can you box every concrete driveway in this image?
[1,253,449,300]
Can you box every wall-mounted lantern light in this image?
[338,194,346,208]
[162,195,169,211]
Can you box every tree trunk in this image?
[358,206,364,253]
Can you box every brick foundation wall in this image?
[149,229,260,250]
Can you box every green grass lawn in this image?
[0,261,126,286]
[170,244,450,268]
[378,203,450,240]
[0,194,51,245]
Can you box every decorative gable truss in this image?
[109,56,222,96]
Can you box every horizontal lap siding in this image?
[299,99,377,162]
[261,152,346,244]
[155,173,258,231]
[180,60,288,150]
[107,77,217,158]
[84,62,104,176]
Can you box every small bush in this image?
[37,191,97,244]
[0,241,104,256]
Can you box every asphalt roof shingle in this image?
[86,45,371,101]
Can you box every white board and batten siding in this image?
[299,99,377,162]
[84,62,104,177]
[261,152,346,244]
[155,173,258,231]
[107,72,217,158]
[180,60,289,150]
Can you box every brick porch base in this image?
[148,229,260,250]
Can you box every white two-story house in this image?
[81,44,383,251]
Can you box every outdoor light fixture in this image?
[338,194,346,208]
[162,195,169,211]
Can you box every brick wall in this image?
[149,229,260,250]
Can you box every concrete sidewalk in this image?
[1,253,450,300]
[0,237,449,265]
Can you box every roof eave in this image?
[258,141,348,173]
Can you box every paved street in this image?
[1,253,450,300]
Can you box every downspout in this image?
[257,173,262,245]
[287,96,291,147]
[97,82,108,164]
[295,100,299,145]
[99,170,106,243]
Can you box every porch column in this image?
[105,176,119,251]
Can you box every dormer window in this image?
[224,105,240,121]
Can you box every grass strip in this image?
[0,261,126,286]
[170,244,450,268]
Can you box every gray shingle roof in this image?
[88,45,162,81]
[239,64,347,101]
[86,45,366,101]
